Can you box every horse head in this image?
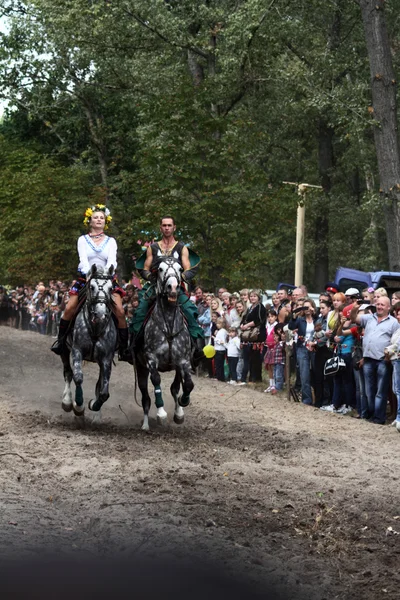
[156,257,182,302]
[86,264,115,325]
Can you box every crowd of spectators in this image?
[0,279,140,337]
[2,277,400,429]
[193,283,400,430]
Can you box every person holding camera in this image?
[288,298,318,405]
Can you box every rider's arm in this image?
[141,246,154,281]
[181,246,191,271]
[105,237,117,273]
[77,235,90,275]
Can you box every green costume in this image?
[130,245,204,340]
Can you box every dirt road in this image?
[0,328,399,599]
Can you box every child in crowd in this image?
[210,311,220,341]
[213,317,228,381]
[272,324,286,392]
[226,327,241,384]
[264,309,278,393]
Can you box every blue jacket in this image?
[288,315,317,348]
[198,307,211,337]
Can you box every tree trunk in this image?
[360,0,400,270]
[315,118,333,290]
[81,100,109,199]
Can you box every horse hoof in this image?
[88,399,100,411]
[61,401,73,413]
[141,423,150,431]
[73,405,85,417]
[178,395,190,408]
[157,415,167,426]
[173,414,184,425]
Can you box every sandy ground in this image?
[0,327,399,599]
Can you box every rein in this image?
[85,274,114,340]
[154,258,185,365]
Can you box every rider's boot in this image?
[50,318,70,355]
[192,336,205,368]
[118,328,133,364]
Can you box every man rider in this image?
[130,216,205,363]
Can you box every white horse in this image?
[60,264,118,416]
[134,257,194,430]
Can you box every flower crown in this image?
[83,203,112,229]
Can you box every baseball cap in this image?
[344,287,360,297]
[358,303,370,311]
[342,305,353,317]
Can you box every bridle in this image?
[85,273,114,337]
[152,258,186,362]
[157,257,182,298]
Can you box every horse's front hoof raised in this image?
[173,414,184,425]
[88,399,101,411]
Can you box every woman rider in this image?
[51,203,129,360]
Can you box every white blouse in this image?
[77,235,118,275]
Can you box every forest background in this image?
[1,0,400,292]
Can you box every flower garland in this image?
[83,203,112,230]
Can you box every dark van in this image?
[334,267,400,296]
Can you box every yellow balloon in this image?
[203,344,216,359]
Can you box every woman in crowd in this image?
[271,293,280,312]
[238,289,267,385]
[373,287,388,304]
[329,304,356,414]
[226,293,241,328]
[51,203,129,359]
[391,291,400,307]
[288,298,317,405]
[313,300,334,408]
[210,297,224,317]
[198,294,212,345]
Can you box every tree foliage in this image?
[0,0,398,289]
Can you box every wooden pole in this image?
[282,182,323,287]
[294,199,305,287]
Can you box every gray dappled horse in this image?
[135,257,194,430]
[60,264,118,416]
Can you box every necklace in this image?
[159,239,176,256]
[89,232,104,239]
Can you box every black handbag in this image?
[324,351,346,377]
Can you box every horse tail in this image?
[132,352,142,409]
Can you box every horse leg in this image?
[148,362,167,424]
[71,347,85,417]
[61,350,73,412]
[89,359,112,412]
[178,362,194,408]
[171,370,184,425]
[137,362,151,431]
